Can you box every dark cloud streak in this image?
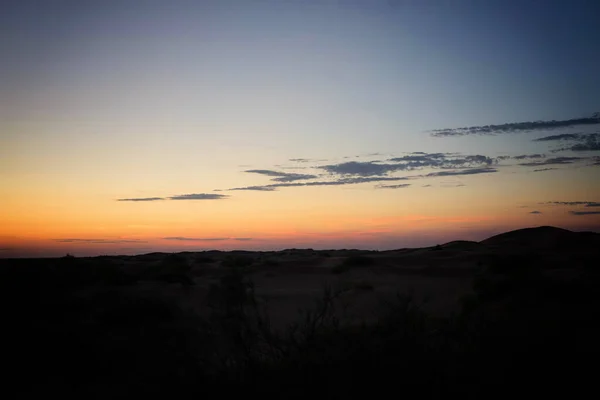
[425,168,497,177]
[54,239,147,244]
[320,154,494,177]
[544,201,600,207]
[168,193,229,200]
[227,176,412,191]
[375,184,411,189]
[569,211,600,216]
[245,169,317,182]
[430,113,600,137]
[117,197,165,202]
[162,237,254,241]
[519,157,582,167]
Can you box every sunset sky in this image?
[2,0,599,257]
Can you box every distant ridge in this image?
[480,226,599,250]
[439,240,483,251]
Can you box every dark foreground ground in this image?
[1,226,599,398]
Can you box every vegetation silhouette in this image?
[1,226,598,397]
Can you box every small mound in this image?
[441,240,483,251]
[480,226,575,249]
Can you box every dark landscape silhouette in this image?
[2,225,599,398]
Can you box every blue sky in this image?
[1,0,599,256]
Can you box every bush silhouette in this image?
[332,255,374,273]
[3,246,599,397]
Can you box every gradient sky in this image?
[2,0,599,257]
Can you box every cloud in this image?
[227,176,412,191]
[544,201,600,207]
[320,153,494,177]
[569,211,600,216]
[424,168,497,177]
[53,238,147,244]
[519,157,583,167]
[388,153,447,162]
[533,168,557,172]
[227,162,497,192]
[534,133,582,142]
[229,186,277,191]
[390,153,494,169]
[289,158,309,162]
[117,197,165,202]
[320,161,401,176]
[118,193,229,201]
[244,169,317,182]
[529,211,542,214]
[535,132,600,152]
[569,136,600,151]
[429,112,600,137]
[442,155,495,167]
[439,182,466,188]
[163,237,254,241]
[375,183,411,189]
[168,193,229,200]
[513,154,545,160]
[163,237,229,241]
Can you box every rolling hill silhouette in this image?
[1,225,599,397]
[480,225,600,252]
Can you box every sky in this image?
[1,0,600,257]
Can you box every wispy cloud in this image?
[569,211,600,216]
[535,132,600,152]
[320,153,494,177]
[168,193,229,200]
[533,167,558,172]
[375,183,411,189]
[53,238,147,243]
[162,237,253,241]
[228,176,412,191]
[512,154,545,160]
[117,197,165,202]
[566,135,600,152]
[519,157,582,167]
[534,133,582,141]
[439,182,466,188]
[288,158,328,163]
[244,169,317,182]
[391,153,494,168]
[229,186,278,191]
[429,112,600,137]
[424,168,497,177]
[320,161,401,176]
[118,193,229,202]
[529,211,542,214]
[544,201,600,207]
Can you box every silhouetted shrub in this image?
[222,254,254,269]
[353,280,374,291]
[331,264,349,274]
[4,246,599,397]
[332,255,374,273]
[195,255,215,264]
